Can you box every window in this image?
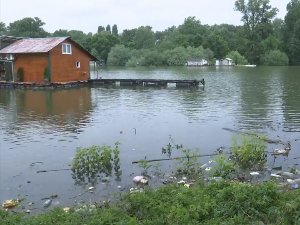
[76,61,80,68]
[62,43,72,54]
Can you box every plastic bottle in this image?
[43,199,52,207]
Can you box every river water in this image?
[1,66,300,212]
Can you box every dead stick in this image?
[132,153,218,164]
[37,168,71,173]
[222,127,285,144]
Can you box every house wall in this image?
[14,53,48,82]
[50,39,93,83]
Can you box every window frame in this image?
[62,43,72,54]
[76,61,80,68]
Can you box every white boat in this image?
[244,65,256,67]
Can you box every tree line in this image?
[0,0,299,66]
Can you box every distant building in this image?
[216,58,233,66]
[186,58,208,67]
[0,36,98,83]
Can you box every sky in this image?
[0,0,291,34]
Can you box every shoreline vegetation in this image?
[1,0,299,67]
[1,134,300,224]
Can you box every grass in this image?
[1,181,300,224]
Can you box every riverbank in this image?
[1,134,299,224]
[1,180,299,224]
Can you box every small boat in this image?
[245,65,256,67]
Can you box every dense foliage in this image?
[0,0,299,66]
[1,182,300,224]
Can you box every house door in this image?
[4,61,14,81]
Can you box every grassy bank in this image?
[1,181,300,224]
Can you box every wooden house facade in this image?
[0,37,97,83]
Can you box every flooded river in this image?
[1,66,300,212]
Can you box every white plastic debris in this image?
[133,176,145,183]
[287,178,300,184]
[200,164,208,170]
[272,149,289,155]
[88,187,95,190]
[250,172,260,176]
[178,180,186,184]
[279,172,295,179]
[205,167,212,171]
[212,177,223,181]
[140,179,148,184]
[271,174,281,178]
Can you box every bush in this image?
[17,67,23,82]
[226,51,248,65]
[230,135,267,170]
[261,50,289,66]
[107,44,131,66]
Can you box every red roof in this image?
[0,37,68,53]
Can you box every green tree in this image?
[106,24,111,33]
[119,29,137,48]
[261,50,289,66]
[68,30,87,43]
[52,29,69,37]
[107,45,131,66]
[91,32,119,63]
[112,24,118,36]
[134,27,155,49]
[260,35,280,53]
[7,17,49,38]
[97,26,105,34]
[234,0,278,64]
[226,51,248,65]
[0,22,7,35]
[282,0,300,65]
[272,18,284,41]
[177,16,209,47]
[144,50,163,66]
[204,34,229,59]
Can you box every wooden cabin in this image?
[0,36,97,83]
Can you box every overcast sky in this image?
[0,0,291,34]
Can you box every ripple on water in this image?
[1,67,300,207]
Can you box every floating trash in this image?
[43,199,52,207]
[271,174,281,178]
[140,179,148,184]
[250,172,260,176]
[205,167,212,171]
[133,176,145,183]
[2,199,19,209]
[178,180,186,185]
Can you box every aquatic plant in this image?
[138,159,152,176]
[230,135,267,171]
[71,142,121,183]
[210,154,235,179]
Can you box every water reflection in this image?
[236,67,273,130]
[0,88,93,136]
[280,67,300,132]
